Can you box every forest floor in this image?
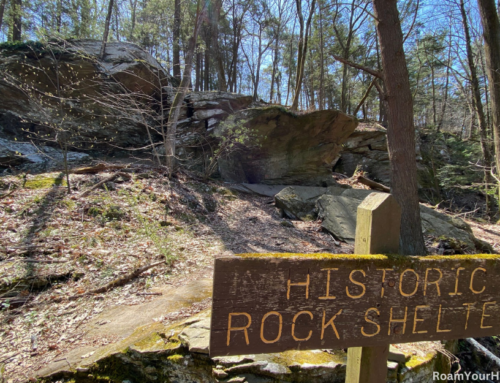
[0,161,499,382]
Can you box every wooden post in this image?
[346,193,401,383]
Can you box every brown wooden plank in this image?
[209,253,500,357]
[346,345,389,382]
[347,192,400,383]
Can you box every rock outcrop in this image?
[334,122,391,184]
[37,278,453,383]
[0,40,254,151]
[217,107,358,186]
[0,137,89,171]
[274,185,347,220]
[275,185,490,252]
[0,40,179,147]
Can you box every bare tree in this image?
[241,1,274,101]
[333,0,370,113]
[129,0,138,41]
[165,0,206,174]
[372,0,426,254]
[290,0,316,111]
[11,0,21,41]
[477,0,500,206]
[173,0,181,81]
[100,0,115,59]
[0,0,8,33]
[460,0,494,213]
[227,0,251,92]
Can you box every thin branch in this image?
[332,55,383,79]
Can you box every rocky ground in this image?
[0,161,499,382]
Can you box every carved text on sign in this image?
[210,254,500,357]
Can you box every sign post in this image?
[346,193,401,383]
[210,193,500,382]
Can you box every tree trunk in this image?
[204,45,210,91]
[129,0,138,41]
[285,18,296,106]
[165,0,205,174]
[375,36,387,126]
[114,0,120,40]
[460,0,493,174]
[195,45,201,91]
[269,24,281,103]
[0,0,8,33]
[100,0,115,59]
[291,0,316,111]
[211,0,227,91]
[372,0,426,255]
[477,0,500,213]
[11,0,22,41]
[318,1,325,110]
[437,27,452,132]
[173,0,181,81]
[56,0,62,33]
[478,0,500,179]
[431,65,436,126]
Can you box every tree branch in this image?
[332,55,383,79]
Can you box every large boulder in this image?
[317,193,481,251]
[275,185,347,220]
[317,195,361,242]
[0,40,178,147]
[217,106,358,186]
[276,185,487,252]
[0,40,253,151]
[172,91,253,148]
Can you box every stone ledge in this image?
[38,308,455,383]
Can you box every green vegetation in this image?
[23,175,66,189]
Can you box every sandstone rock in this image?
[228,183,290,197]
[420,206,476,250]
[317,195,360,242]
[217,106,357,186]
[0,40,178,147]
[316,191,480,250]
[274,185,483,251]
[275,185,346,220]
[36,279,454,383]
[0,140,27,167]
[0,137,89,170]
[178,316,210,354]
[0,41,253,152]
[334,122,391,184]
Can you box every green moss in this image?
[238,252,392,260]
[130,332,182,353]
[237,252,500,262]
[24,176,67,189]
[275,349,346,367]
[60,199,76,210]
[167,354,184,363]
[217,187,237,196]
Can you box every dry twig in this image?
[79,171,132,198]
[356,175,391,193]
[66,261,165,300]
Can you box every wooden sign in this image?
[209,253,500,357]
